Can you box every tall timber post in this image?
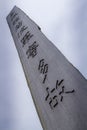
[7,6,87,130]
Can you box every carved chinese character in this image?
[56,79,75,102]
[56,79,65,102]
[38,59,48,84]
[21,31,33,47]
[10,12,18,21]
[45,79,75,110]
[17,26,28,38]
[20,26,28,35]
[10,12,14,17]
[45,87,58,109]
[12,16,20,26]
[26,41,39,58]
[15,21,22,31]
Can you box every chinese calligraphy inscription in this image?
[38,59,48,84]
[26,41,39,58]
[45,79,75,110]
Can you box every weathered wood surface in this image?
[7,6,87,130]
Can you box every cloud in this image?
[0,0,87,130]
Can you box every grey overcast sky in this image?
[0,0,87,130]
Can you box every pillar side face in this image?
[7,6,87,130]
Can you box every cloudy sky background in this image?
[0,0,87,130]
